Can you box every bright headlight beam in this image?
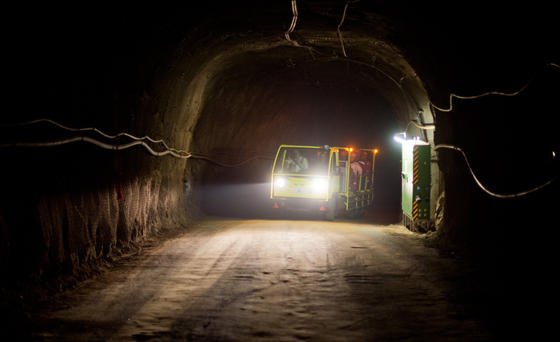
[275,177,287,188]
[311,177,329,193]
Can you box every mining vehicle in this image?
[270,144,378,220]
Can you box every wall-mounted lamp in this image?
[393,132,407,144]
[393,132,428,145]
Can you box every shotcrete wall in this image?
[1,7,197,278]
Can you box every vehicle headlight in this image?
[275,177,287,188]
[311,177,329,194]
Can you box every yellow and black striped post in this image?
[412,145,430,221]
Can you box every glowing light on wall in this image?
[393,132,428,146]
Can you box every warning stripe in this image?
[413,146,419,220]
[413,147,419,185]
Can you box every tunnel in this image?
[1,1,559,340]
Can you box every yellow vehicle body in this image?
[270,144,378,219]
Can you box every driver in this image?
[286,150,309,172]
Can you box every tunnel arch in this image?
[170,33,434,148]
[163,31,439,220]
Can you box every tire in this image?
[325,209,335,221]
[324,197,336,221]
[347,208,365,220]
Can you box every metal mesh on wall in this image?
[32,175,186,275]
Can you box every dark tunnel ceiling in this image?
[13,0,557,129]
[172,33,432,155]
[7,0,557,176]
[194,48,402,153]
[6,0,557,172]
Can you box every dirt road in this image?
[31,219,491,340]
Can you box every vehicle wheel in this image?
[356,209,366,218]
[324,198,336,221]
[348,209,364,219]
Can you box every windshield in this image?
[273,147,329,175]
